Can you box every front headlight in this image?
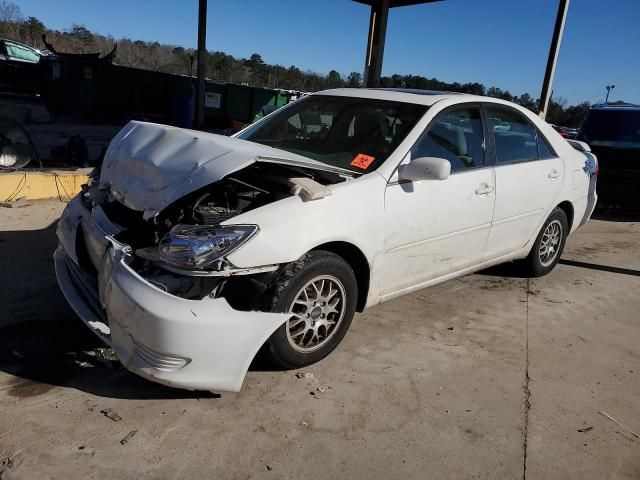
[158,224,258,270]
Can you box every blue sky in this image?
[15,0,640,105]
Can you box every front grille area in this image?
[99,199,146,231]
[63,254,107,324]
[99,199,157,248]
[75,227,98,276]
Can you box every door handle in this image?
[475,184,495,195]
[548,170,560,179]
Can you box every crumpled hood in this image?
[99,121,342,219]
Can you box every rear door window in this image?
[486,106,539,164]
[537,134,556,159]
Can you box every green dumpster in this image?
[204,81,226,127]
[225,84,253,123]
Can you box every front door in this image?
[381,105,496,299]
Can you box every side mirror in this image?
[398,156,451,181]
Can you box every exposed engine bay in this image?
[83,162,350,302]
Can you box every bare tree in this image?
[0,0,23,37]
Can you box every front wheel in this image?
[263,251,358,369]
[522,207,568,277]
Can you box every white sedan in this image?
[55,89,598,392]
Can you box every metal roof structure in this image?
[354,0,445,90]
[353,0,443,7]
[192,0,570,127]
[351,0,570,120]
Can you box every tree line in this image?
[0,1,591,127]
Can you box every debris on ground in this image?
[0,197,28,208]
[317,387,325,393]
[577,426,594,433]
[295,372,316,385]
[599,410,639,438]
[100,408,122,422]
[0,456,14,477]
[266,465,273,471]
[120,430,138,445]
[94,347,119,369]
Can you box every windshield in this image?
[579,109,640,145]
[237,95,428,173]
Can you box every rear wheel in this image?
[263,251,357,369]
[522,207,568,277]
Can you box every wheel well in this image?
[312,242,370,312]
[557,201,574,230]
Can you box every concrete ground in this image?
[0,200,638,479]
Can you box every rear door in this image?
[483,105,564,260]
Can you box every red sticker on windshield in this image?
[351,153,375,169]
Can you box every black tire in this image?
[522,207,568,277]
[262,250,358,369]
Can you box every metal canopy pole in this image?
[195,0,208,129]
[538,0,570,120]
[363,0,390,88]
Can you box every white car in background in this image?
[55,88,598,392]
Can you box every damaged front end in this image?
[90,158,345,305]
[55,121,351,391]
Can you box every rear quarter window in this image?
[537,133,557,159]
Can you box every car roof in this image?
[590,103,640,112]
[374,88,462,96]
[1,37,48,54]
[314,88,505,107]
[0,37,34,47]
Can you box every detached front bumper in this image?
[54,196,289,392]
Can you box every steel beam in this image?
[195,0,208,129]
[538,0,570,119]
[363,0,390,88]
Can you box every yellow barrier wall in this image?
[0,169,90,202]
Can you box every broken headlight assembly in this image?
[156,224,258,270]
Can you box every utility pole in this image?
[194,0,207,129]
[605,84,615,103]
[538,0,570,120]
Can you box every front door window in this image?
[411,107,485,172]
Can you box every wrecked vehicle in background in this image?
[55,89,598,392]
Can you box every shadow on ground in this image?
[559,259,640,277]
[0,221,71,328]
[476,262,530,279]
[0,221,218,400]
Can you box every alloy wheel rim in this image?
[539,219,563,267]
[286,275,346,353]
